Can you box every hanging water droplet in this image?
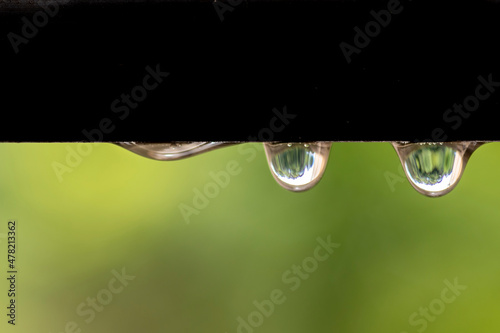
[392,142,482,197]
[264,142,332,192]
[116,142,231,161]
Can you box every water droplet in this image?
[264,142,332,192]
[116,142,230,161]
[392,142,482,197]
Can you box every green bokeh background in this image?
[1,142,499,333]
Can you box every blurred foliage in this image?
[1,142,500,333]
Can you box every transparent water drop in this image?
[116,142,231,161]
[392,142,482,197]
[264,142,332,192]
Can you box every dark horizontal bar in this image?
[0,0,499,142]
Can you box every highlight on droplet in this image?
[264,142,332,192]
[392,141,483,197]
[116,142,231,161]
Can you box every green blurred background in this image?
[1,142,499,333]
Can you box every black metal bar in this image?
[1,0,499,142]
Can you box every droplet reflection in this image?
[264,142,332,192]
[392,142,482,197]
